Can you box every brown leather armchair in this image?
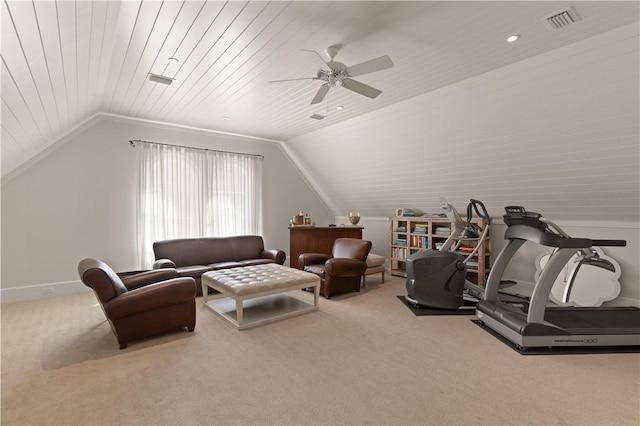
[78,258,197,349]
[298,238,372,299]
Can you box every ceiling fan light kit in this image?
[269,45,394,105]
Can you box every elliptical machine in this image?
[405,198,492,310]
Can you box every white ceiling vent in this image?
[543,7,581,31]
[309,114,326,120]
[149,73,174,85]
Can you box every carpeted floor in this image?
[2,275,639,425]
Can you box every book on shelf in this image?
[392,247,407,260]
[410,235,430,248]
[434,226,451,236]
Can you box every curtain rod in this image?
[129,139,264,159]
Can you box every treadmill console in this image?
[503,206,547,230]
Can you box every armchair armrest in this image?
[122,269,181,291]
[153,258,176,269]
[326,258,368,277]
[261,249,286,265]
[298,253,332,269]
[104,278,196,320]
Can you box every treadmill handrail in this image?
[503,225,626,249]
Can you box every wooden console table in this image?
[289,226,364,269]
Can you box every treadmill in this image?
[476,206,640,350]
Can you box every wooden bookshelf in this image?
[389,216,491,284]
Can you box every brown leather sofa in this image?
[78,258,196,349]
[152,235,286,295]
[298,238,372,299]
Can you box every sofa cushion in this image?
[240,258,275,267]
[304,265,326,279]
[208,261,245,270]
[199,238,236,264]
[230,235,265,261]
[176,265,213,279]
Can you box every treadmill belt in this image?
[472,320,640,355]
[543,307,640,333]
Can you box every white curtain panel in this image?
[136,141,263,268]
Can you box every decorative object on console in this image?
[349,212,361,225]
[292,211,304,225]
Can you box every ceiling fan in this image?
[268,46,394,105]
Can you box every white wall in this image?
[1,115,333,302]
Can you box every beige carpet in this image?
[2,276,639,425]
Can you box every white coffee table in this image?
[201,263,320,330]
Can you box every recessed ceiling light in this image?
[336,105,344,110]
[168,57,180,64]
[222,116,230,120]
[506,34,520,43]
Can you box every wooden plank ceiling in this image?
[2,1,639,177]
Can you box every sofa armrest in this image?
[261,249,286,265]
[121,269,181,291]
[325,258,367,277]
[153,258,176,269]
[298,253,332,269]
[104,278,196,320]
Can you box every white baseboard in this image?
[1,280,90,304]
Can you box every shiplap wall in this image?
[286,23,639,223]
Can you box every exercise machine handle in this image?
[467,199,491,225]
[591,239,627,247]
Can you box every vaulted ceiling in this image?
[2,1,639,178]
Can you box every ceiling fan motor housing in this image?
[325,46,340,60]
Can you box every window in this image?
[136,141,262,268]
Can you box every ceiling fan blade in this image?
[346,55,394,77]
[311,84,330,104]
[341,79,382,99]
[301,49,331,69]
[268,77,316,83]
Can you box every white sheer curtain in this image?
[136,141,263,268]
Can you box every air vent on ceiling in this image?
[149,73,174,85]
[543,7,581,31]
[309,114,326,120]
